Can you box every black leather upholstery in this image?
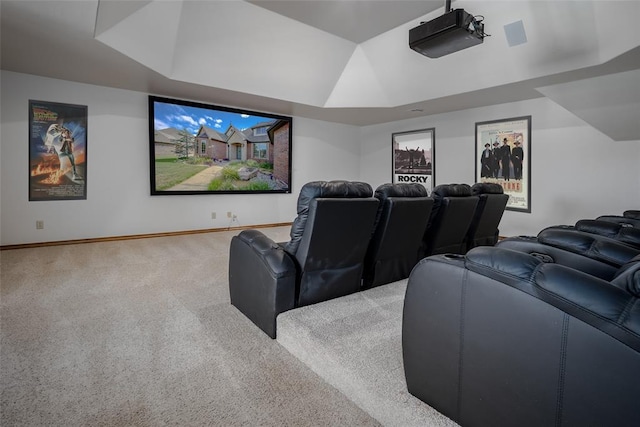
[229,180,379,338]
[228,230,297,338]
[285,180,374,254]
[497,227,640,280]
[574,219,640,249]
[403,246,640,426]
[624,210,640,220]
[420,183,479,257]
[596,214,640,228]
[362,183,433,289]
[466,182,508,250]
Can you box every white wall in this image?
[3,71,640,245]
[0,71,361,245]
[360,98,640,237]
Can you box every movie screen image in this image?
[149,96,292,195]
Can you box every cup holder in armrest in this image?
[530,252,554,263]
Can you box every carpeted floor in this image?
[1,226,455,426]
[277,280,458,427]
[1,227,378,426]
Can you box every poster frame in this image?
[392,127,435,193]
[475,115,531,213]
[28,100,88,201]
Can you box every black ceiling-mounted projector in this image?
[409,8,485,58]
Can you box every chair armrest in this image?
[575,219,640,250]
[537,228,639,266]
[496,235,620,280]
[229,229,297,338]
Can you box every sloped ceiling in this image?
[2,1,640,136]
[538,69,640,142]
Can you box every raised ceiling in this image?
[1,1,639,138]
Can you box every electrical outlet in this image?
[227,211,232,218]
[211,212,216,219]
[36,220,44,230]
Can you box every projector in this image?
[409,8,485,58]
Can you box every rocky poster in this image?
[29,100,87,201]
[392,128,435,193]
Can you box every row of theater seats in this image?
[364,180,508,288]
[228,179,508,338]
[402,211,640,426]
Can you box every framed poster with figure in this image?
[29,100,88,201]
[392,128,435,193]
[475,116,531,212]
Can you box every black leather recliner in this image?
[228,180,379,338]
[465,182,508,251]
[624,210,640,220]
[420,183,479,257]
[596,214,640,228]
[572,219,640,249]
[540,219,640,250]
[362,183,433,289]
[403,246,640,427]
[496,227,640,281]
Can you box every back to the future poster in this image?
[29,100,87,201]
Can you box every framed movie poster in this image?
[392,128,435,193]
[475,116,531,212]
[29,100,87,201]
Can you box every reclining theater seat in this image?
[362,183,433,289]
[228,180,379,338]
[624,210,640,220]
[465,182,509,251]
[574,219,640,250]
[496,227,640,281]
[403,246,640,427]
[420,183,479,257]
[596,214,640,228]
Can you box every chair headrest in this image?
[374,183,428,201]
[296,180,372,213]
[432,183,472,198]
[471,182,504,195]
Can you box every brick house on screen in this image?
[194,122,275,162]
[156,119,290,188]
[267,120,291,186]
[195,125,227,159]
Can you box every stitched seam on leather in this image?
[555,314,569,427]
[585,239,628,265]
[467,258,640,343]
[533,284,640,342]
[457,268,468,420]
[617,297,637,325]
[465,258,545,283]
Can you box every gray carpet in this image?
[277,281,458,427]
[1,227,379,426]
[1,226,456,426]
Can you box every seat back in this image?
[596,215,640,228]
[575,219,640,250]
[362,183,433,289]
[403,247,640,426]
[624,210,640,220]
[497,228,640,280]
[421,183,479,256]
[466,182,509,250]
[284,181,379,307]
